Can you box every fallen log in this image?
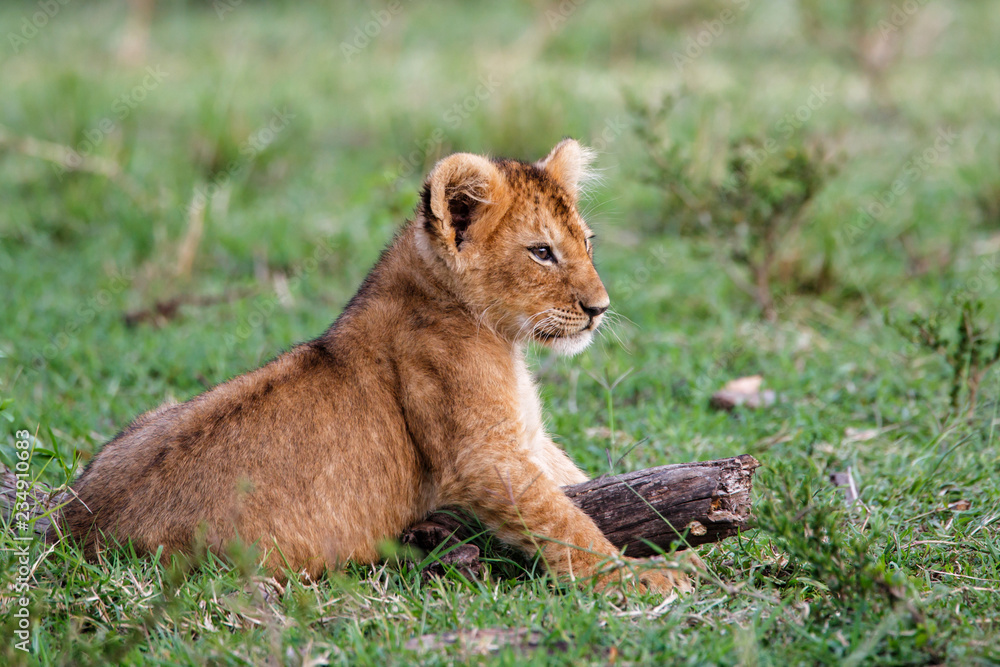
[402,454,759,573]
[3,455,760,573]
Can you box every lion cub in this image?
[58,140,689,595]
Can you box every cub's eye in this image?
[529,246,555,263]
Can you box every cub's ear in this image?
[422,153,504,251]
[535,138,595,200]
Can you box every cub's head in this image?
[416,139,609,356]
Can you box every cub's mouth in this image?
[533,327,597,356]
[530,313,603,341]
[522,309,603,355]
[533,326,590,341]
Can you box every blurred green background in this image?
[1,1,999,664]
[2,0,996,455]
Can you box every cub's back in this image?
[59,338,421,567]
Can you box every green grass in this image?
[2,0,999,664]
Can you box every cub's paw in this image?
[589,552,702,599]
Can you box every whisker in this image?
[578,194,622,220]
[475,300,502,339]
[513,309,555,346]
[594,310,631,353]
[606,307,637,328]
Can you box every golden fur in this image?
[57,140,689,594]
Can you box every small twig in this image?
[0,122,143,201]
[176,188,207,279]
[0,123,120,178]
[124,290,254,328]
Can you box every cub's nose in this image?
[580,301,609,318]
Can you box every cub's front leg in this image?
[528,433,589,487]
[440,427,691,596]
